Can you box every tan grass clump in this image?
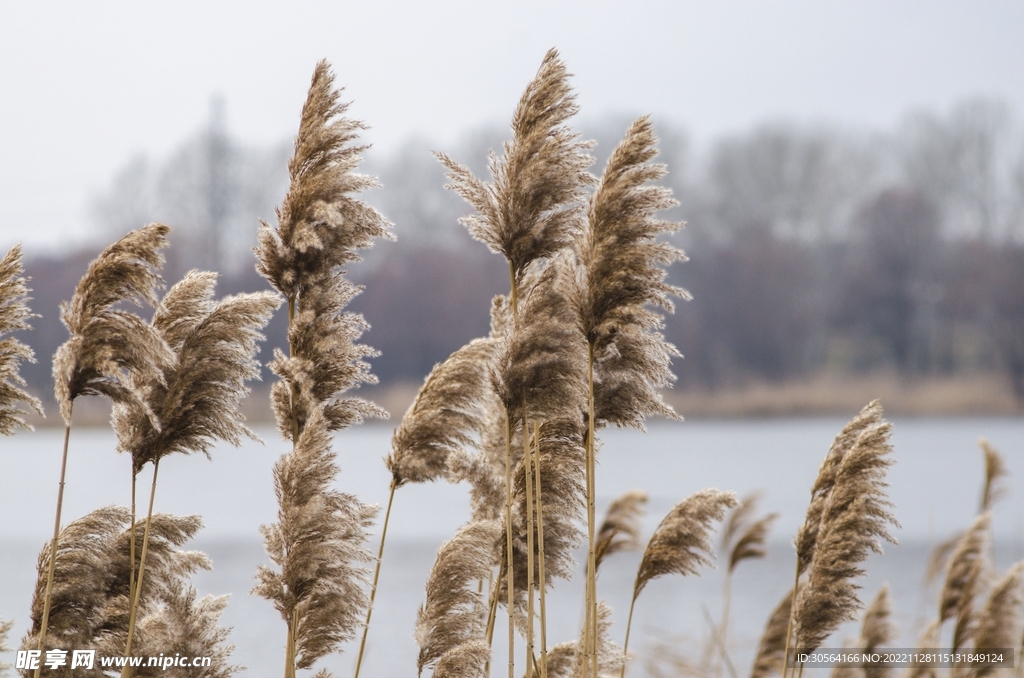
[0,244,43,434]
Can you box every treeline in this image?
[15,97,1024,411]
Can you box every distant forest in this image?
[15,97,1024,412]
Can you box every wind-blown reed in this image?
[0,244,42,434]
[792,415,898,651]
[940,512,991,653]
[253,58,391,678]
[595,490,648,572]
[751,589,795,678]
[415,520,502,677]
[971,562,1024,678]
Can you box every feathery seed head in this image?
[751,588,795,678]
[255,60,393,301]
[53,223,172,425]
[0,244,43,434]
[595,489,648,571]
[634,489,738,599]
[437,49,594,288]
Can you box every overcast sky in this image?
[2,1,1023,254]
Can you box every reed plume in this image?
[940,513,992,653]
[253,408,378,673]
[388,337,499,487]
[111,270,278,669]
[971,562,1024,678]
[438,49,593,678]
[570,602,625,678]
[621,490,737,677]
[436,48,593,309]
[794,401,883,576]
[857,585,896,678]
[433,641,491,678]
[38,224,172,676]
[722,494,778,575]
[415,520,502,677]
[0,244,43,434]
[0,617,12,677]
[595,490,648,572]
[979,440,1008,513]
[53,223,172,425]
[718,494,777,673]
[134,587,241,678]
[114,270,280,472]
[253,59,390,678]
[793,416,898,652]
[571,115,687,678]
[751,589,795,678]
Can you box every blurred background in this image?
[4,3,1024,674]
[3,0,1024,417]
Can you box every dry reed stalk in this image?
[622,490,737,678]
[253,408,378,676]
[784,401,884,677]
[415,520,502,677]
[792,416,898,653]
[110,271,278,671]
[969,562,1024,678]
[751,588,795,678]
[533,420,550,678]
[595,490,648,573]
[253,59,390,678]
[438,48,592,678]
[572,115,687,678]
[718,494,777,671]
[0,244,43,435]
[940,513,992,653]
[39,224,171,678]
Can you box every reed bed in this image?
[3,51,1024,678]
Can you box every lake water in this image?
[2,417,1022,677]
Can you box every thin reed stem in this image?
[484,560,504,678]
[285,609,297,678]
[585,342,598,678]
[509,261,518,319]
[129,470,136,606]
[701,605,738,678]
[34,421,72,678]
[122,457,160,678]
[782,560,799,678]
[354,478,396,678]
[620,594,637,678]
[718,570,733,675]
[533,421,548,678]
[505,409,515,678]
[524,419,536,678]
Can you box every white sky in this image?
[2,0,1023,253]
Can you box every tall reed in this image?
[622,489,737,678]
[39,224,172,676]
[112,270,278,670]
[438,48,592,678]
[571,114,687,678]
[253,58,391,678]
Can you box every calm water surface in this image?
[2,418,1022,677]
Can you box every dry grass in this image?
[667,371,1022,418]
